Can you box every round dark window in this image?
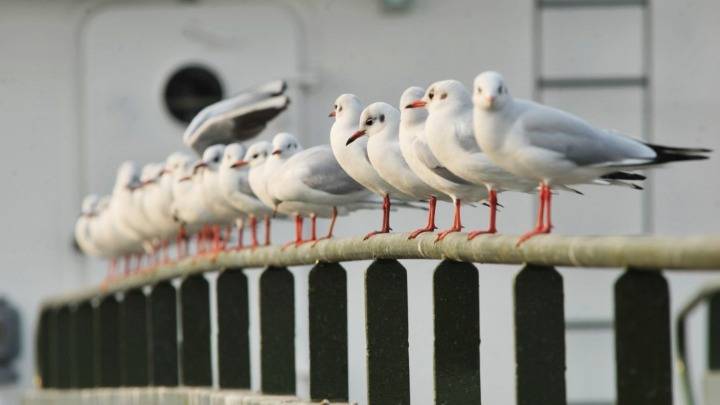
[163,65,224,124]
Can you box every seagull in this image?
[143,152,193,262]
[170,157,214,256]
[243,139,301,247]
[77,194,128,277]
[183,80,290,154]
[194,144,244,252]
[267,143,374,245]
[130,163,165,263]
[349,101,458,240]
[74,194,103,258]
[107,161,147,271]
[330,94,418,239]
[251,133,340,246]
[398,87,489,240]
[406,80,536,240]
[471,70,711,244]
[217,143,273,249]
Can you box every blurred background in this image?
[0,0,718,404]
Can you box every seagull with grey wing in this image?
[267,142,383,246]
[398,86,489,240]
[471,71,711,245]
[183,79,290,154]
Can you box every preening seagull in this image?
[471,70,711,244]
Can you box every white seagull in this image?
[217,143,273,249]
[349,101,458,239]
[268,142,374,245]
[194,144,244,252]
[330,94,418,239]
[143,152,193,262]
[406,80,536,239]
[471,70,711,244]
[398,87,489,240]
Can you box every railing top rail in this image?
[46,233,720,307]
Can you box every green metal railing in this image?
[32,233,720,405]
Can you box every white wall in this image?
[0,0,718,404]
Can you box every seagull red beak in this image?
[192,162,208,174]
[346,129,366,146]
[328,110,336,118]
[271,149,282,156]
[405,99,427,109]
[230,160,248,168]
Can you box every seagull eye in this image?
[365,118,373,126]
[477,87,482,93]
[440,93,447,100]
[252,153,258,159]
[428,91,434,100]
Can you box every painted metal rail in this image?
[42,233,720,307]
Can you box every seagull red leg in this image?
[282,215,304,249]
[364,194,392,240]
[312,206,338,246]
[249,216,259,248]
[235,219,245,250]
[468,189,499,240]
[264,215,272,246]
[436,198,464,241]
[307,214,318,244]
[517,183,553,246]
[408,196,438,239]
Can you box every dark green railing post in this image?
[96,295,121,387]
[217,268,251,388]
[72,301,95,388]
[260,266,296,394]
[36,308,52,388]
[515,265,566,405]
[709,291,720,370]
[434,260,480,404]
[56,306,72,389]
[120,288,149,386]
[180,274,212,386]
[615,269,672,405]
[366,259,410,405]
[309,262,348,401]
[149,281,179,386]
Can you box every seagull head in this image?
[164,152,193,177]
[223,143,248,170]
[330,94,363,123]
[244,141,272,168]
[201,144,226,171]
[409,80,472,115]
[140,163,163,186]
[115,161,141,191]
[271,132,302,158]
[80,194,100,217]
[348,102,399,145]
[399,86,427,125]
[473,71,510,110]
